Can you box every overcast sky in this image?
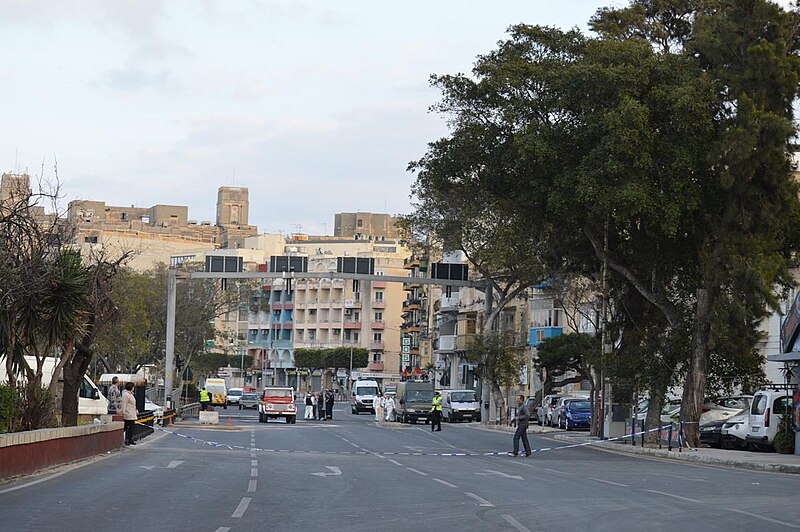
[1,1,790,235]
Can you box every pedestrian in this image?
[374,392,383,421]
[304,392,314,419]
[511,394,532,457]
[430,391,442,432]
[199,387,211,411]
[385,394,395,422]
[107,376,122,415]
[325,389,334,420]
[318,391,326,420]
[121,382,138,446]
[311,391,319,420]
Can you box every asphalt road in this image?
[2,403,799,532]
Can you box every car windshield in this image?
[242,394,258,400]
[568,401,591,412]
[407,390,434,403]
[549,397,561,406]
[356,386,379,396]
[264,389,293,399]
[450,392,476,402]
[229,390,242,396]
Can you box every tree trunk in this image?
[644,382,666,444]
[61,346,93,426]
[681,288,713,447]
[589,371,598,437]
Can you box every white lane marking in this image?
[0,470,69,494]
[728,508,800,529]
[432,478,458,488]
[465,492,495,507]
[476,469,523,480]
[247,480,257,493]
[389,459,403,466]
[140,460,184,471]
[501,515,532,532]
[251,460,258,467]
[543,468,570,475]
[250,452,256,458]
[250,468,258,477]
[215,528,231,532]
[646,490,701,503]
[231,497,251,518]
[349,442,360,448]
[652,472,710,482]
[404,445,423,452]
[311,466,342,477]
[406,467,428,476]
[588,477,629,487]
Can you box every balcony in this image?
[370,342,385,351]
[372,300,386,309]
[403,281,422,291]
[437,334,456,353]
[367,361,384,371]
[331,300,343,308]
[402,324,422,334]
[295,301,306,309]
[344,321,362,330]
[456,334,474,350]
[373,281,387,289]
[439,295,459,312]
[402,299,421,311]
[404,257,420,269]
[283,302,294,310]
[371,321,385,330]
[344,300,362,309]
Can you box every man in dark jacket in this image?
[325,390,334,420]
[511,395,532,457]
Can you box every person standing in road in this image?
[199,387,211,411]
[318,391,326,420]
[121,382,138,446]
[304,392,314,420]
[107,376,122,415]
[511,394,532,457]
[385,394,395,422]
[311,391,319,420]
[374,392,383,421]
[325,389,334,420]
[430,391,442,432]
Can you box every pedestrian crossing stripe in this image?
[139,422,681,457]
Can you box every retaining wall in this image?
[0,422,123,479]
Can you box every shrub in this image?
[13,382,59,432]
[0,385,19,433]
[773,413,795,454]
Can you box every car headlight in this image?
[452,408,459,412]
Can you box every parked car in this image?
[239,392,260,410]
[720,408,751,450]
[559,400,591,431]
[143,399,164,425]
[699,418,727,448]
[700,396,752,425]
[746,389,792,451]
[552,397,584,428]
[538,395,563,426]
[226,388,244,406]
[636,398,682,425]
[523,397,539,423]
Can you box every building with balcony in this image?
[401,254,435,380]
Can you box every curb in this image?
[466,423,562,435]
[552,434,800,475]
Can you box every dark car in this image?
[239,392,260,410]
[524,398,539,423]
[699,418,726,448]
[560,400,591,431]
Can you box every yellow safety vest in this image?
[432,396,442,412]
[200,390,210,402]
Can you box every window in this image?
[374,312,383,322]
[372,352,382,362]
[375,291,384,301]
[354,311,360,321]
[751,394,767,415]
[84,236,98,244]
[353,332,360,342]
[373,332,382,342]
[120,212,128,221]
[357,219,363,227]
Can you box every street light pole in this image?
[349,344,353,399]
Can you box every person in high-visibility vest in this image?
[430,391,443,432]
[199,387,211,411]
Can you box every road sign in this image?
[402,336,411,346]
[402,354,410,363]
[402,345,410,354]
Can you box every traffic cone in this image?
[228,416,233,426]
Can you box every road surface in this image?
[1,402,799,531]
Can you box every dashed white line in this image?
[588,477,629,487]
[248,480,257,493]
[543,468,570,475]
[501,515,531,532]
[645,490,701,503]
[432,478,458,488]
[406,467,428,476]
[250,468,258,477]
[728,508,800,529]
[214,528,231,532]
[251,460,258,467]
[389,459,403,466]
[231,497,251,518]
[465,492,495,507]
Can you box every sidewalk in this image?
[471,424,800,474]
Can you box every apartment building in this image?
[334,212,400,240]
[401,255,436,380]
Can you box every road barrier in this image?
[140,422,688,457]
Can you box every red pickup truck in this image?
[258,387,297,424]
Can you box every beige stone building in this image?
[334,212,400,240]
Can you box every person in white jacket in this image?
[374,392,383,421]
[385,394,396,422]
[121,382,139,446]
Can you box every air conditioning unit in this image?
[344,309,352,316]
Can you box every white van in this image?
[441,389,480,422]
[746,389,791,450]
[1,356,108,422]
[351,380,380,414]
[204,378,228,409]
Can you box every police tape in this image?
[137,422,693,457]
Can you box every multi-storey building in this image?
[334,212,400,240]
[400,255,436,380]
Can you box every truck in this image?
[204,378,228,409]
[1,356,108,423]
[258,386,297,423]
[394,381,434,424]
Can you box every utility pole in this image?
[600,219,611,439]
[481,284,493,425]
[165,267,177,410]
[349,344,353,398]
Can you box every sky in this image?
[1,0,789,235]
